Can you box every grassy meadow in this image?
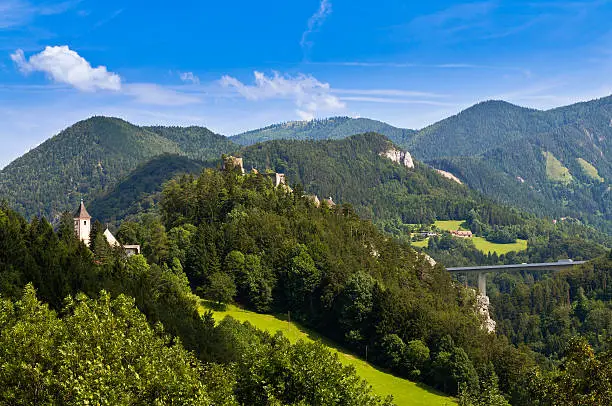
[411,220,528,255]
[200,302,456,406]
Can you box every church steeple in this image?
[74,199,91,219]
[74,200,92,246]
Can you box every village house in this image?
[74,200,140,256]
[450,230,473,238]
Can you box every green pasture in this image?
[200,302,456,406]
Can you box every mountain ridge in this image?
[0,116,238,221]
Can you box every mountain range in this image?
[0,95,610,233]
[232,98,612,232]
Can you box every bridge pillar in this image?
[477,272,486,296]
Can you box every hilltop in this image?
[0,117,238,221]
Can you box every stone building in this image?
[74,201,140,256]
[222,155,245,174]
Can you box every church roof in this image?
[74,200,91,219]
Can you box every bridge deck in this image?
[447,260,586,273]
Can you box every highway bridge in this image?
[447,260,587,295]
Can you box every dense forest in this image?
[419,99,612,234]
[3,98,610,234]
[88,154,208,222]
[0,202,392,405]
[119,163,612,404]
[1,161,612,404]
[240,134,521,227]
[82,133,609,269]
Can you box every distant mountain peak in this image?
[230,116,415,146]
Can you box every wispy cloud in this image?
[11,45,201,106]
[300,0,332,56]
[338,96,455,106]
[220,71,344,120]
[406,1,498,37]
[333,88,449,98]
[123,83,201,106]
[91,8,123,30]
[0,0,80,29]
[179,71,200,85]
[11,45,121,91]
[314,61,532,77]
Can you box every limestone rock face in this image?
[477,294,496,333]
[379,148,414,169]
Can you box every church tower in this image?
[74,200,92,246]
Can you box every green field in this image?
[200,302,456,406]
[577,158,604,182]
[472,236,527,255]
[543,151,572,184]
[412,221,528,255]
[434,220,468,231]
[411,238,429,248]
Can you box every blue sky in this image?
[1,0,612,167]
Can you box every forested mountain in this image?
[240,133,517,228]
[406,98,612,233]
[231,116,416,146]
[88,133,609,267]
[229,97,612,233]
[5,94,610,232]
[0,117,238,221]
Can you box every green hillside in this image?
[203,302,455,406]
[577,158,604,182]
[231,116,416,146]
[240,133,520,228]
[0,117,238,221]
[89,154,208,223]
[404,98,612,233]
[543,151,573,184]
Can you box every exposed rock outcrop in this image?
[435,169,462,184]
[379,148,414,169]
[477,294,496,333]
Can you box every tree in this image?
[206,272,237,305]
[285,244,321,310]
[431,345,479,395]
[405,340,430,379]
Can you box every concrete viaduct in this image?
[447,260,586,296]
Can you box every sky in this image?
[2,0,612,167]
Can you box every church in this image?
[73,200,141,256]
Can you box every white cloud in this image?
[123,83,201,106]
[220,71,345,120]
[300,0,332,53]
[11,46,121,91]
[179,71,200,84]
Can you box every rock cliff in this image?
[379,147,414,169]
